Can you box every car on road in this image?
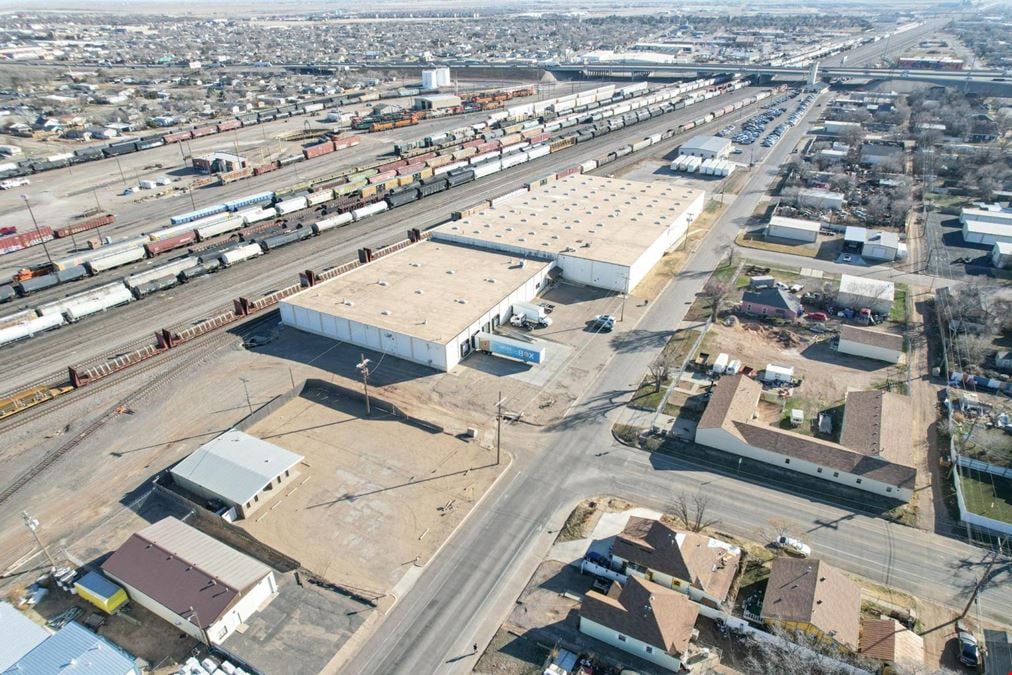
[590,314,616,332]
[957,631,979,668]
[772,535,811,557]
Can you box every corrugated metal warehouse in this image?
[766,215,820,243]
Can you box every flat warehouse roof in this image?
[679,134,731,154]
[437,174,704,267]
[770,215,820,232]
[283,240,550,344]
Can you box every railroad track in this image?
[0,313,278,507]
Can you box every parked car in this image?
[957,631,979,668]
[772,535,811,557]
[590,314,616,332]
[841,254,853,263]
[806,312,828,321]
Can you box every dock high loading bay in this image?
[280,175,705,371]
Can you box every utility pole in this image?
[495,391,504,466]
[961,540,1005,619]
[357,354,371,415]
[20,195,53,267]
[22,511,57,569]
[239,377,253,415]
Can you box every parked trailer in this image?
[219,243,263,267]
[473,331,545,365]
[84,247,147,274]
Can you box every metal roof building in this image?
[0,602,49,672]
[102,517,278,645]
[170,429,303,519]
[2,621,139,675]
[677,134,731,159]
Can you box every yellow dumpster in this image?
[74,570,128,614]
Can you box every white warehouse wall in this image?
[836,339,901,364]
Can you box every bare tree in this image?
[671,491,719,532]
[954,334,991,366]
[744,624,878,675]
[647,358,670,393]
[701,279,734,321]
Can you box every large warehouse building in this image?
[281,175,704,372]
[433,174,705,293]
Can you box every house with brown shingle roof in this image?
[760,557,861,650]
[859,617,925,666]
[839,390,912,467]
[580,576,700,672]
[610,516,741,608]
[694,374,916,500]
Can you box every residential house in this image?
[760,557,861,650]
[859,617,925,667]
[836,325,904,363]
[836,275,894,315]
[580,576,700,672]
[169,429,302,519]
[2,621,139,675]
[610,516,741,607]
[838,391,912,466]
[741,287,803,320]
[102,516,278,645]
[694,375,916,499]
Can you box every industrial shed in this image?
[170,429,303,520]
[413,94,461,111]
[797,188,845,211]
[993,241,1012,269]
[0,601,49,671]
[837,325,904,363]
[766,215,820,243]
[963,217,1012,246]
[102,517,277,646]
[836,274,894,315]
[282,241,553,372]
[677,134,731,159]
[4,621,139,675]
[433,174,705,293]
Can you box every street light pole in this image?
[22,511,57,569]
[495,391,504,466]
[239,377,253,415]
[357,354,371,415]
[20,195,53,267]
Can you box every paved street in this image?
[340,87,1010,675]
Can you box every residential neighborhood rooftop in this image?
[859,617,925,664]
[582,576,700,656]
[760,557,861,650]
[838,325,904,352]
[612,517,741,602]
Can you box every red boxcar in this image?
[54,213,115,238]
[144,231,196,257]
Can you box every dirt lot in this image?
[701,319,905,407]
[240,383,502,596]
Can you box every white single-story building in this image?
[824,120,861,135]
[963,218,1012,246]
[170,429,303,520]
[797,188,845,210]
[861,230,901,261]
[767,215,820,243]
[413,93,461,110]
[103,517,278,646]
[837,325,904,363]
[580,576,700,672]
[678,134,732,160]
[0,601,49,671]
[694,375,916,500]
[993,241,1012,269]
[282,176,704,372]
[836,274,894,315]
[3,621,139,675]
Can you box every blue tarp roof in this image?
[75,570,121,601]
